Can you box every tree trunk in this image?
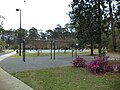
[98,0,102,56]
[109,1,116,52]
[90,41,94,55]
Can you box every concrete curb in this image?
[0,52,33,90]
[0,51,16,61]
[0,67,33,90]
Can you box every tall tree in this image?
[64,23,76,39]
[28,27,39,40]
[46,29,54,40]
[69,0,104,55]
[0,28,5,35]
[69,0,113,55]
[0,40,6,51]
[0,15,5,28]
[106,0,116,51]
[40,32,46,40]
[115,1,120,29]
[21,28,28,40]
[98,0,102,55]
[53,24,63,39]
[0,28,5,41]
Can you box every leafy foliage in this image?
[69,0,120,53]
[69,0,107,55]
[28,27,39,40]
[12,67,120,90]
[0,40,6,51]
[117,64,120,73]
[87,56,113,74]
[112,64,120,73]
[71,56,87,67]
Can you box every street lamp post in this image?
[75,43,79,57]
[16,9,22,56]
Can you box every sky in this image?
[0,0,72,31]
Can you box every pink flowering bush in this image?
[116,64,120,73]
[103,56,109,60]
[71,57,87,67]
[111,64,120,72]
[87,56,113,74]
[71,55,120,74]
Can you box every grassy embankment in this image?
[12,66,120,90]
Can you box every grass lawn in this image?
[3,49,14,53]
[12,66,120,90]
[10,50,90,58]
[109,60,120,65]
[0,50,5,53]
[0,50,14,53]
[10,52,50,58]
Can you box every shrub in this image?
[71,57,87,67]
[87,56,113,74]
[105,65,114,72]
[111,64,120,72]
[116,64,120,73]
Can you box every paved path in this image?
[0,56,73,73]
[0,52,96,90]
[0,54,94,73]
[107,52,120,59]
[0,51,16,61]
[0,52,13,56]
[0,52,33,90]
[0,51,119,90]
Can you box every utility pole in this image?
[16,9,22,56]
[98,0,102,56]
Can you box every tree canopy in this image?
[69,0,120,54]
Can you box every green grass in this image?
[10,51,90,58]
[3,50,14,53]
[108,60,120,65]
[0,50,5,53]
[10,52,50,58]
[0,50,13,53]
[0,50,14,53]
[12,67,120,90]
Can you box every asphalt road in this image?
[0,54,94,73]
[0,56,73,73]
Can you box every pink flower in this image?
[71,57,87,67]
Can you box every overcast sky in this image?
[0,0,72,31]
